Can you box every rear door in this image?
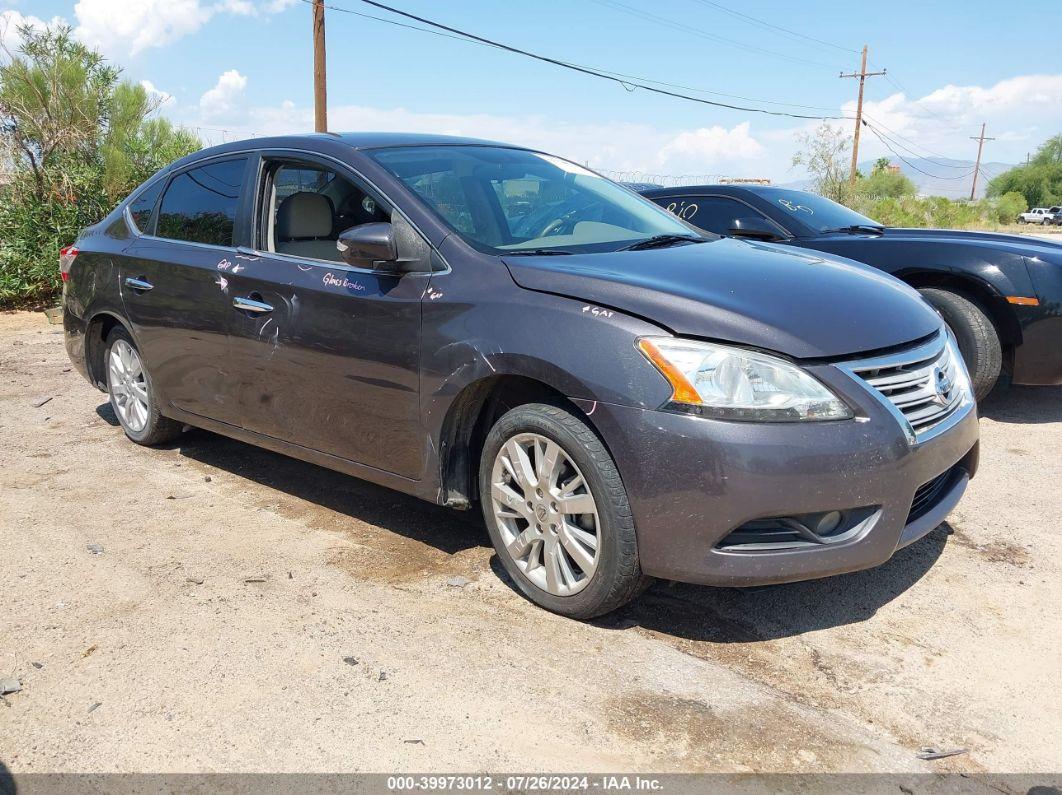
[223,153,429,479]
[119,156,250,424]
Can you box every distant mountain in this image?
[778,159,1018,200]
[859,158,1017,200]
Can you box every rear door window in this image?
[157,158,247,247]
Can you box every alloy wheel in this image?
[489,433,601,596]
[108,339,149,433]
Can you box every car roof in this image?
[168,132,529,172]
[637,184,793,198]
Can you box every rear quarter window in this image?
[157,158,247,247]
[128,180,165,234]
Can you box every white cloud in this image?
[140,79,176,109]
[165,70,1062,184]
[0,9,66,56]
[844,74,1062,165]
[74,0,213,55]
[175,75,771,179]
[72,0,285,56]
[655,123,764,171]
[199,69,248,118]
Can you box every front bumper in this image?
[582,365,979,587]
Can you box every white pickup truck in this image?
[1018,207,1055,224]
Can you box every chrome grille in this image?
[843,332,971,442]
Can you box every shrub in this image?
[0,25,200,307]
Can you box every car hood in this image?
[502,237,941,359]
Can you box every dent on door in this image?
[119,238,235,421]
[223,252,429,479]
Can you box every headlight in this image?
[638,337,853,421]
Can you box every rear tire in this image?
[104,326,182,446]
[479,402,649,619]
[918,288,1002,401]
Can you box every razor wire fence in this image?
[594,168,772,187]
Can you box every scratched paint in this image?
[582,305,614,319]
[322,272,366,292]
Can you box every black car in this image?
[639,184,1062,399]
[62,134,978,618]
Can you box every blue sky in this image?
[4,0,1061,183]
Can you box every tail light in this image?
[59,245,79,282]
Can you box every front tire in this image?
[104,326,182,446]
[479,403,648,619]
[918,288,1002,401]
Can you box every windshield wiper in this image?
[503,248,575,256]
[821,224,884,236]
[618,234,704,251]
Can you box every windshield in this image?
[753,188,882,234]
[371,145,700,254]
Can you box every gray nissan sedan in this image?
[62,133,979,618]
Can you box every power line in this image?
[687,0,858,54]
[311,0,848,120]
[861,113,965,165]
[861,115,970,169]
[588,0,845,70]
[862,121,977,180]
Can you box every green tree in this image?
[986,133,1062,208]
[792,123,853,204]
[857,162,917,200]
[0,25,201,306]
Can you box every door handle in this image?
[124,276,153,291]
[233,296,274,314]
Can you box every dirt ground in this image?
[0,309,1059,773]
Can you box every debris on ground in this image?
[87,702,102,713]
[378,671,388,682]
[403,739,425,745]
[0,678,21,695]
[86,544,104,555]
[82,645,97,658]
[166,493,193,500]
[31,662,43,670]
[243,576,268,583]
[32,396,53,408]
[916,747,969,760]
[186,577,205,585]
[342,657,359,666]
[446,576,471,588]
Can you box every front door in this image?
[119,157,250,424]
[224,156,428,479]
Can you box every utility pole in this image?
[312,0,327,133]
[969,123,995,200]
[840,45,886,188]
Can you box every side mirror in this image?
[337,223,397,270]
[728,216,783,241]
